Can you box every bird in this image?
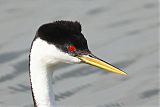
[29,20,127,107]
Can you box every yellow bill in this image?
[77,54,127,76]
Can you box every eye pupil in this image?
[67,45,76,52]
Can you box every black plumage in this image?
[36,20,90,55]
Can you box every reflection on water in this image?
[87,7,107,15]
[55,84,91,101]
[0,60,28,83]
[0,50,26,64]
[8,84,30,93]
[140,89,159,99]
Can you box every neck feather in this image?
[29,39,57,107]
[30,62,56,107]
[29,38,80,107]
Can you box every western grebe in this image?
[29,20,127,107]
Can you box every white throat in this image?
[30,62,56,107]
[29,38,80,107]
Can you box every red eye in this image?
[67,45,76,52]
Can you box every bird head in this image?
[32,20,127,76]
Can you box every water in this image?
[0,0,158,107]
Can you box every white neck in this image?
[30,60,56,107]
[29,38,58,107]
[29,38,80,107]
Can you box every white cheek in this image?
[57,53,81,64]
[31,38,81,64]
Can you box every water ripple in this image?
[0,60,28,82]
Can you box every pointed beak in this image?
[76,54,127,76]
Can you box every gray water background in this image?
[0,0,159,107]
